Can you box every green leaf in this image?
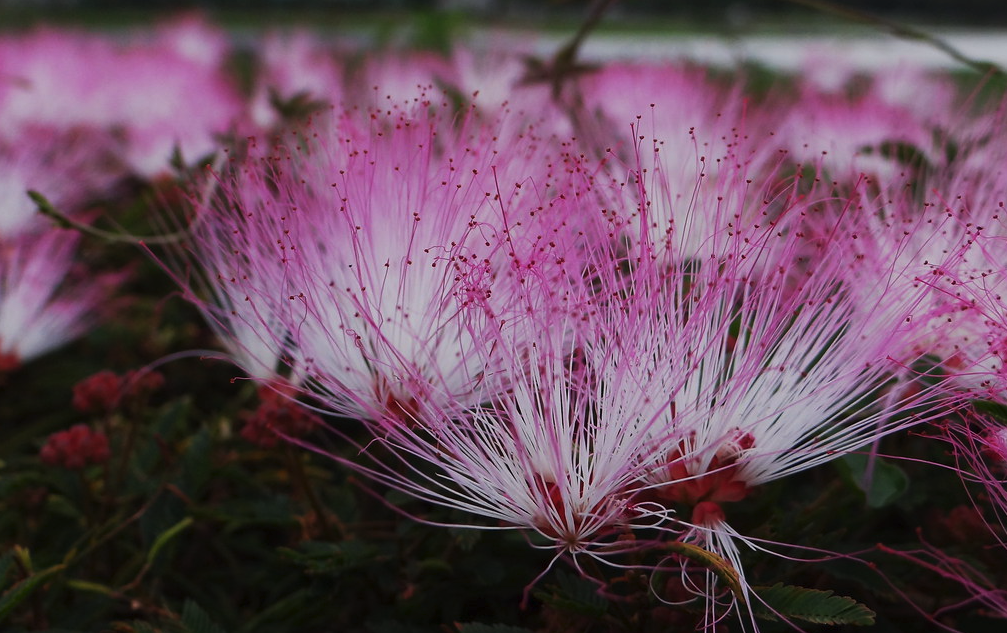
[235,588,314,633]
[457,624,535,633]
[533,570,607,617]
[0,562,66,622]
[858,140,933,174]
[65,578,118,597]
[973,399,1007,423]
[366,621,437,633]
[180,427,212,497]
[877,140,932,170]
[278,540,380,575]
[836,453,909,508]
[181,598,228,633]
[753,583,876,626]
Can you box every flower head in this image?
[0,230,122,366]
[0,125,119,238]
[0,25,242,177]
[173,94,583,424]
[576,144,961,612]
[249,30,343,130]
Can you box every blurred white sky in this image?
[538,29,1007,72]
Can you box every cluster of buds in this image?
[240,385,322,449]
[39,424,110,470]
[71,369,165,415]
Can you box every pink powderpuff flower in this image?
[870,65,959,123]
[590,167,962,620]
[302,218,691,565]
[149,13,232,70]
[927,176,1007,400]
[347,51,454,110]
[446,41,569,136]
[793,58,957,128]
[942,414,1007,550]
[170,94,584,422]
[303,139,959,620]
[827,127,1007,399]
[792,164,996,394]
[0,230,122,367]
[342,300,679,558]
[0,25,242,178]
[180,99,694,568]
[575,64,784,263]
[576,62,743,155]
[774,82,940,181]
[248,30,344,130]
[0,125,121,238]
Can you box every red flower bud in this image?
[40,424,111,470]
[240,391,321,448]
[121,369,165,404]
[72,369,166,414]
[72,371,122,414]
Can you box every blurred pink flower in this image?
[0,125,120,238]
[249,30,344,130]
[0,23,242,177]
[0,230,122,366]
[775,87,938,179]
[577,63,783,262]
[348,51,454,109]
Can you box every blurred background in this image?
[2,0,1007,26]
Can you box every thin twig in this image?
[520,0,619,97]
[784,0,1006,76]
[29,190,189,245]
[285,445,337,540]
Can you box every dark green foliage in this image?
[457,624,536,633]
[181,599,229,633]
[834,454,910,509]
[753,583,876,626]
[973,399,1007,423]
[534,570,609,618]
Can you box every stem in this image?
[284,445,337,540]
[783,0,1006,76]
[664,540,747,607]
[13,554,49,631]
[112,413,140,499]
[522,0,619,97]
[71,484,167,564]
[29,190,189,245]
[77,470,95,529]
